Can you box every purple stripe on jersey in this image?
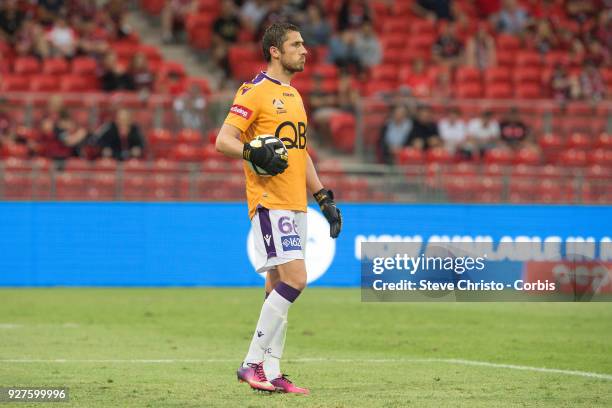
[258,207,277,259]
[261,72,281,85]
[249,72,266,85]
[275,281,301,303]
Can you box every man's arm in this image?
[215,123,244,159]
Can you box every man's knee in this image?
[276,259,307,291]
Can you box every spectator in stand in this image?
[530,19,559,55]
[432,22,464,69]
[578,59,606,102]
[47,17,76,57]
[585,38,610,66]
[530,0,565,24]
[15,20,51,58]
[240,0,269,33]
[378,104,413,164]
[95,109,145,161]
[475,0,500,19]
[256,0,289,40]
[173,83,207,132]
[499,107,529,149]
[412,0,454,21]
[301,4,332,47]
[40,109,88,160]
[549,64,580,102]
[328,29,362,74]
[0,0,25,43]
[406,105,442,151]
[401,58,434,97]
[465,110,500,158]
[355,22,381,69]
[36,0,65,25]
[211,0,241,74]
[126,52,154,96]
[465,23,496,70]
[594,10,611,51]
[566,0,598,24]
[438,107,467,154]
[494,0,529,36]
[99,50,131,92]
[337,0,371,32]
[77,19,110,58]
[161,0,197,43]
[311,73,360,146]
[0,98,16,146]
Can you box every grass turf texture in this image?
[0,288,611,408]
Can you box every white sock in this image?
[264,317,287,380]
[244,290,291,365]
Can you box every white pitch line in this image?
[1,358,611,381]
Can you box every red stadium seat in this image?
[484,67,511,84]
[513,67,541,84]
[176,129,202,145]
[595,133,611,149]
[42,58,69,75]
[329,113,356,153]
[64,158,91,172]
[171,144,201,162]
[515,83,542,99]
[539,133,565,150]
[516,51,542,68]
[186,13,215,50]
[426,147,453,163]
[455,82,483,98]
[588,148,612,166]
[484,147,514,164]
[485,82,513,98]
[13,56,40,75]
[496,34,521,51]
[395,147,424,165]
[1,75,29,91]
[456,67,482,84]
[513,147,541,165]
[71,57,98,75]
[29,75,59,92]
[60,75,92,92]
[567,132,591,149]
[558,148,588,166]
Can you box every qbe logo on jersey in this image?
[247,207,336,283]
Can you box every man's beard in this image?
[281,58,304,73]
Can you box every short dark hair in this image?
[262,22,299,62]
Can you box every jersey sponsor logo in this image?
[281,235,302,251]
[241,87,252,95]
[264,234,272,245]
[275,121,307,149]
[229,104,253,119]
[283,92,295,97]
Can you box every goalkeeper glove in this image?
[243,140,288,176]
[314,188,342,238]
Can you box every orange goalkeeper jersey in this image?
[224,72,308,219]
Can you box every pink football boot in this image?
[271,374,309,395]
[237,362,275,392]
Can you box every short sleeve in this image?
[223,84,260,133]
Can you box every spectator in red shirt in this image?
[401,58,434,97]
[40,109,88,160]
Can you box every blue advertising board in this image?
[0,203,609,287]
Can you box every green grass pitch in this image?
[1,288,611,407]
